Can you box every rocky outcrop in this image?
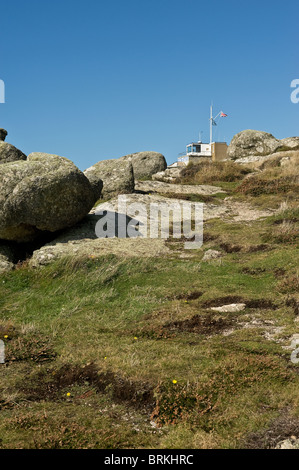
[84,158,134,199]
[278,137,299,151]
[0,141,27,164]
[0,128,7,141]
[228,130,299,160]
[23,187,279,268]
[234,150,299,168]
[228,130,280,159]
[29,237,170,267]
[152,167,183,183]
[135,179,225,196]
[0,153,97,242]
[121,151,167,179]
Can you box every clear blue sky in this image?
[1,0,298,169]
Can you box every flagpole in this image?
[210,104,213,144]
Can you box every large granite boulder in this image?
[0,153,97,242]
[228,130,280,159]
[84,158,134,199]
[121,151,167,179]
[0,141,27,164]
[0,129,7,141]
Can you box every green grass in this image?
[0,158,298,449]
[0,224,298,448]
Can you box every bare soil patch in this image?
[164,313,233,335]
[200,297,278,310]
[17,363,155,411]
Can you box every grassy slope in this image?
[0,161,298,449]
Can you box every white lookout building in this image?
[172,106,228,167]
[178,141,228,165]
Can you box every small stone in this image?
[275,438,299,449]
[210,303,246,313]
[202,249,222,261]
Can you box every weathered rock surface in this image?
[202,249,223,261]
[0,129,7,141]
[0,243,15,273]
[0,141,27,164]
[121,151,167,179]
[275,437,299,449]
[228,130,299,160]
[152,167,184,183]
[228,130,280,159]
[234,150,299,168]
[29,237,170,267]
[211,303,246,313]
[278,136,299,151]
[84,158,134,199]
[222,198,276,221]
[26,185,279,267]
[0,153,96,242]
[135,180,225,196]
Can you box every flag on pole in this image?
[220,112,228,117]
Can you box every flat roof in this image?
[186,142,210,146]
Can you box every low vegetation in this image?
[0,158,298,449]
[177,161,251,185]
[235,155,299,197]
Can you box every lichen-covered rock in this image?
[228,130,299,160]
[0,141,27,164]
[135,179,225,195]
[152,167,183,183]
[278,136,299,151]
[121,151,167,179]
[234,150,299,168]
[82,175,103,202]
[29,237,170,267]
[84,158,134,199]
[0,129,8,141]
[228,130,280,159]
[0,153,97,242]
